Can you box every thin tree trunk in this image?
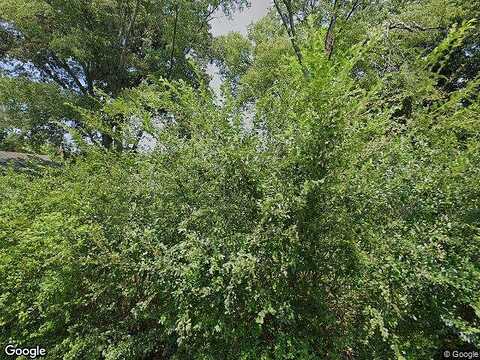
[273,0,305,70]
[168,4,179,78]
[325,0,339,60]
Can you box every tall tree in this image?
[0,0,247,152]
[271,0,368,66]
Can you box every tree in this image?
[0,1,479,359]
[0,0,248,151]
[212,32,252,93]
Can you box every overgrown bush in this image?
[1,18,479,360]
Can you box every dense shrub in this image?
[1,19,479,360]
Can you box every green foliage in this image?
[0,1,479,359]
[0,0,247,151]
[0,77,78,153]
[212,32,252,84]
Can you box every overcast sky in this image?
[210,1,272,37]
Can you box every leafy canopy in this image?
[0,1,479,359]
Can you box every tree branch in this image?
[273,0,304,68]
[81,62,95,96]
[41,63,70,90]
[325,0,339,60]
[124,0,140,47]
[205,3,221,22]
[168,3,179,78]
[387,21,445,33]
[345,0,360,22]
[50,53,89,95]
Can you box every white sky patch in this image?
[210,0,272,37]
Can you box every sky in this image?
[208,0,272,92]
[210,0,272,37]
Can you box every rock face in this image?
[0,151,56,171]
